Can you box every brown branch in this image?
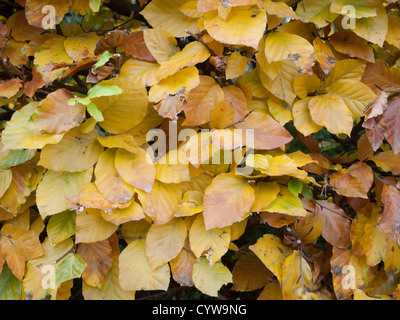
[0,26,14,79]
[224,109,255,129]
[185,29,217,56]
[314,201,354,221]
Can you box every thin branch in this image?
[224,109,255,129]
[185,29,217,56]
[0,233,12,239]
[314,201,354,221]
[54,245,75,264]
[0,25,14,79]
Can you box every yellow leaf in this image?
[2,102,65,150]
[232,251,273,292]
[226,52,248,80]
[250,181,280,212]
[249,234,292,283]
[38,127,103,172]
[0,166,32,215]
[97,134,139,154]
[203,5,266,49]
[294,73,321,99]
[36,168,93,218]
[34,35,73,84]
[174,190,204,217]
[308,94,353,136]
[118,239,170,291]
[23,238,73,300]
[258,282,283,300]
[63,33,98,62]
[101,201,145,225]
[325,79,377,118]
[156,41,210,82]
[264,32,314,74]
[119,58,159,87]
[146,218,187,268]
[143,28,180,64]
[282,251,312,300]
[189,214,231,266]
[263,185,306,217]
[75,209,118,243]
[268,96,293,126]
[149,66,200,103]
[293,97,323,136]
[136,180,182,226]
[295,0,338,28]
[92,78,148,134]
[192,257,232,297]
[155,148,191,184]
[94,149,134,204]
[203,173,255,229]
[183,75,224,126]
[114,148,155,193]
[141,0,200,37]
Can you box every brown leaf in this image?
[315,200,351,249]
[329,30,374,62]
[95,30,127,55]
[0,78,22,99]
[77,239,113,289]
[23,67,45,98]
[119,31,156,62]
[361,60,400,94]
[378,184,400,247]
[380,96,400,154]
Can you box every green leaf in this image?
[55,254,87,283]
[288,179,303,196]
[87,101,104,122]
[89,0,102,12]
[47,211,76,247]
[0,264,21,300]
[301,184,313,200]
[87,85,123,99]
[0,149,36,170]
[94,51,112,69]
[68,97,91,106]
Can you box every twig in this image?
[185,29,217,56]
[0,233,12,239]
[224,109,255,129]
[285,225,313,263]
[314,201,354,221]
[54,245,76,264]
[0,25,14,79]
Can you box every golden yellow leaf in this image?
[146,218,187,268]
[136,180,182,226]
[203,173,255,229]
[75,209,118,243]
[141,0,200,37]
[94,149,134,205]
[189,214,231,266]
[38,127,103,172]
[249,234,292,283]
[2,102,65,150]
[92,78,148,134]
[203,5,266,49]
[114,148,156,193]
[36,168,93,218]
[192,257,232,297]
[118,239,170,291]
[308,94,353,136]
[226,52,248,80]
